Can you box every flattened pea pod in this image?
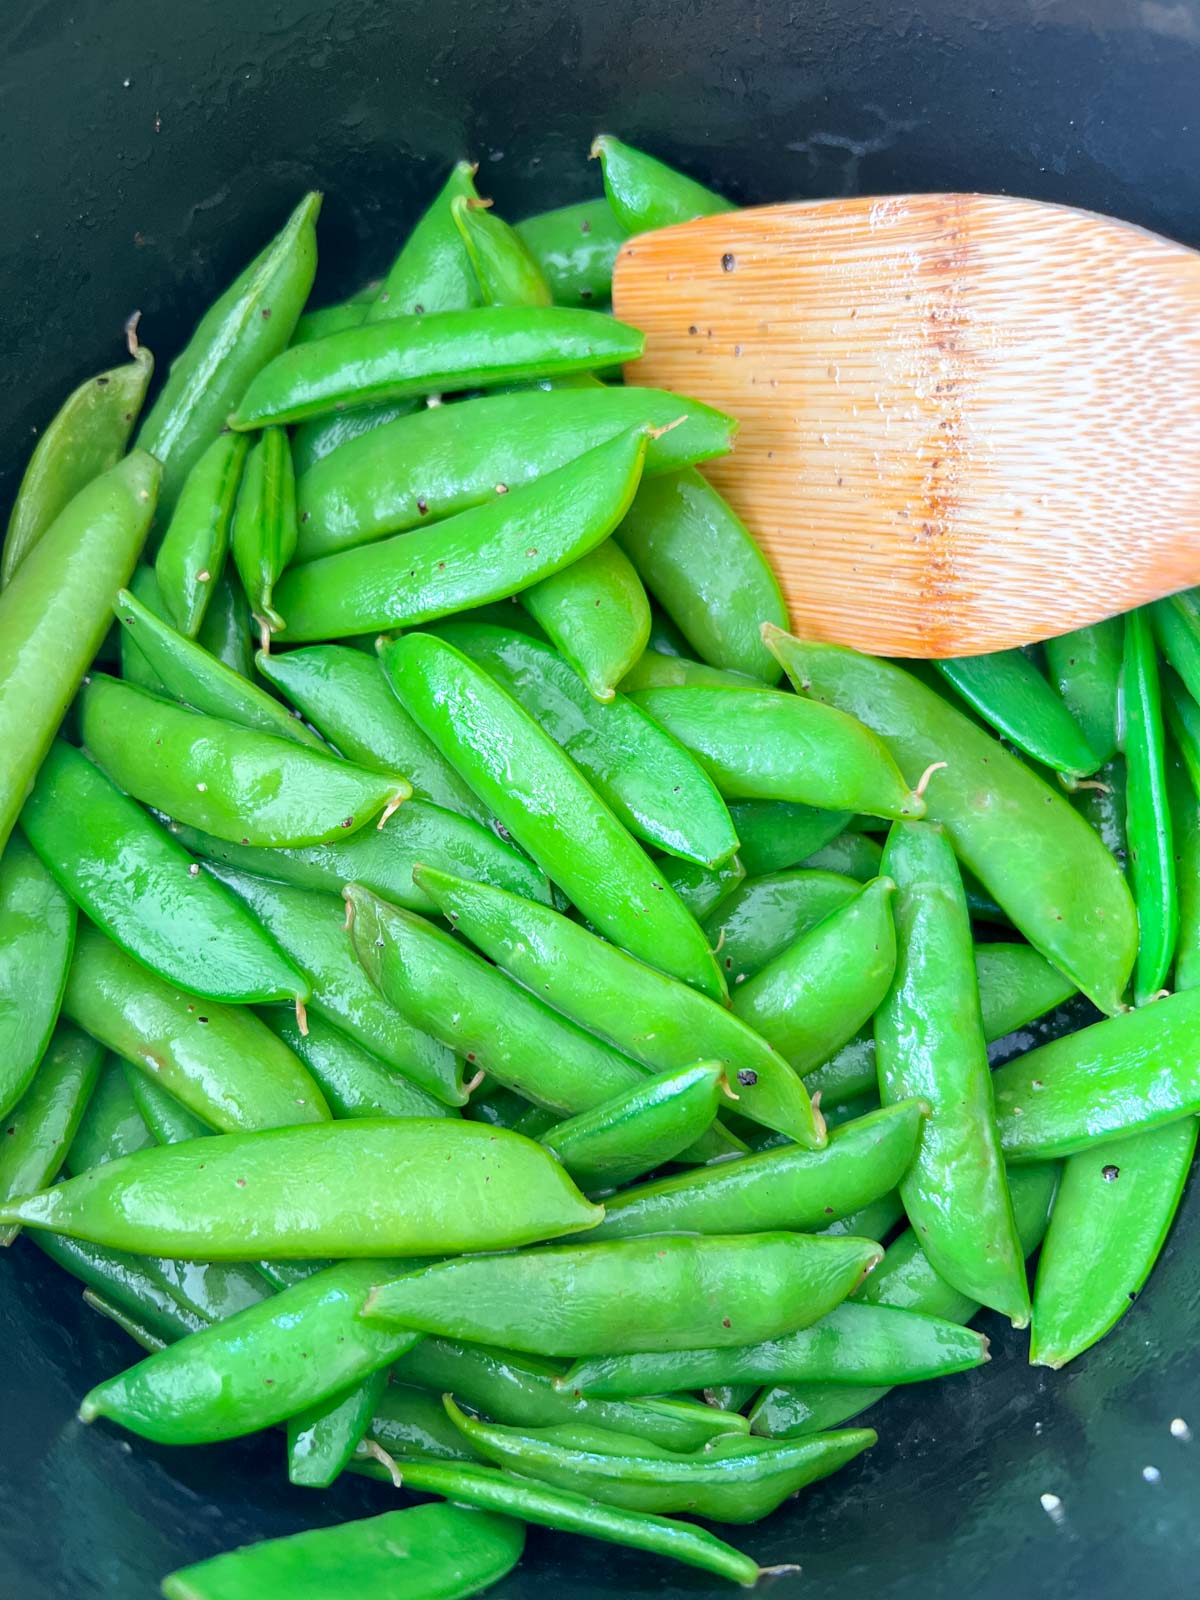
[592,134,735,232]
[383,634,726,1000]
[0,451,160,855]
[31,1230,206,1346]
[936,649,1101,778]
[196,567,255,679]
[62,924,328,1133]
[619,650,759,692]
[273,425,652,641]
[1122,609,1176,1003]
[1044,619,1123,765]
[766,628,1137,1014]
[230,425,297,641]
[704,869,860,985]
[367,160,482,320]
[1170,753,1200,992]
[287,1366,388,1488]
[362,1233,881,1354]
[0,832,75,1117]
[266,1010,454,1122]
[520,538,650,703]
[79,675,408,847]
[119,565,170,695]
[21,741,308,1004]
[0,1025,103,1242]
[123,1065,212,1146]
[154,431,248,636]
[230,306,644,429]
[364,1380,486,1464]
[291,298,366,345]
[515,198,627,306]
[726,800,851,878]
[453,193,553,306]
[1151,590,1200,708]
[658,854,745,920]
[411,867,821,1145]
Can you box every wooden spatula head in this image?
[613,194,1200,657]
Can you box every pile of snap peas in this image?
[0,132,1197,1598]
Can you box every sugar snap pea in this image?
[364,1380,486,1464]
[411,866,820,1144]
[367,161,482,321]
[515,198,626,306]
[154,431,248,636]
[31,1230,206,1345]
[83,1290,168,1353]
[0,831,75,1117]
[230,426,297,642]
[936,649,1101,779]
[767,627,1137,1014]
[64,1053,157,1173]
[292,399,420,477]
[1044,620,1123,765]
[118,565,170,695]
[1170,754,1200,991]
[453,193,553,306]
[196,566,255,678]
[384,634,727,999]
[0,1025,103,1242]
[801,830,885,883]
[619,650,758,692]
[1165,666,1200,797]
[1074,755,1128,866]
[1122,609,1176,1003]
[592,134,735,232]
[123,1064,212,1146]
[287,1366,389,1488]
[520,539,651,701]
[265,1011,456,1122]
[291,298,366,345]
[705,869,859,984]
[726,800,851,877]
[657,853,745,920]
[1151,591,1200,708]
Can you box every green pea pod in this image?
[583,1101,923,1243]
[64,1053,156,1173]
[617,470,785,682]
[118,565,170,695]
[150,1253,273,1327]
[345,887,644,1115]
[274,424,652,641]
[138,192,320,514]
[1151,591,1200,708]
[288,1366,389,1488]
[1122,610,1176,1002]
[252,642,491,824]
[6,1119,600,1259]
[732,877,897,1073]
[230,426,297,641]
[766,627,1137,1014]
[364,1381,486,1464]
[295,385,736,562]
[452,194,553,306]
[936,649,1101,779]
[726,800,851,877]
[0,1025,103,1243]
[266,1010,456,1122]
[632,686,925,820]
[995,988,1200,1159]
[230,307,643,429]
[1074,755,1128,866]
[31,1230,207,1345]
[122,1064,211,1145]
[815,1192,907,1244]
[114,585,326,748]
[565,1301,989,1398]
[750,1162,1058,1438]
[382,635,726,1000]
[0,832,75,1117]
[154,431,249,636]
[514,199,626,306]
[2,338,154,587]
[705,869,860,985]
[429,621,737,866]
[658,854,745,920]
[83,1290,168,1354]
[410,867,820,1145]
[1030,1117,1197,1369]
[1044,620,1123,765]
[364,1232,880,1354]
[518,539,650,702]
[1169,754,1200,991]
[391,1337,749,1452]
[801,830,885,883]
[538,1062,725,1190]
[207,867,463,1106]
[620,650,759,692]
[291,298,367,345]
[79,675,408,847]
[368,161,482,321]
[196,566,255,679]
[62,924,328,1133]
[291,400,422,478]
[875,822,1028,1325]
[0,451,160,855]
[1164,666,1200,794]
[592,134,735,232]
[22,741,307,1004]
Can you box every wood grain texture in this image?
[613,194,1200,657]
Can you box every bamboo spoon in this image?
[612,193,1200,658]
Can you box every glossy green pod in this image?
[274,424,651,640]
[801,830,885,883]
[382,634,727,999]
[936,649,1101,778]
[230,426,297,640]
[1169,754,1200,992]
[632,685,925,819]
[657,854,745,920]
[1074,755,1128,866]
[265,1010,454,1121]
[22,741,307,1004]
[1164,666,1200,797]
[726,800,851,877]
[123,1065,212,1146]
[619,650,759,692]
[83,1290,169,1354]
[0,1026,103,1242]
[367,161,482,321]
[62,924,327,1133]
[0,451,160,855]
[287,1366,389,1488]
[617,470,785,682]
[453,194,553,306]
[31,1230,207,1346]
[154,431,248,636]
[1121,609,1176,1003]
[411,866,821,1146]
[138,192,320,514]
[79,675,408,847]
[520,539,651,701]
[196,566,255,679]
[1044,620,1123,765]
[345,886,643,1115]
[230,306,644,429]
[291,298,367,345]
[430,620,738,866]
[732,878,897,1073]
[64,1053,156,1173]
[766,628,1137,1014]
[291,399,421,479]
[2,338,154,587]
[1151,591,1200,708]
[363,1232,881,1354]
[0,832,76,1117]
[514,198,627,306]
[592,134,735,232]
[705,869,859,984]
[364,1381,487,1464]
[118,565,170,695]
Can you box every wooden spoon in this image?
[612,193,1200,658]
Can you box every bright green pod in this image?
[619,650,758,692]
[287,1367,389,1489]
[154,431,248,636]
[230,426,297,640]
[274,424,651,640]
[292,399,421,480]
[367,161,482,321]
[1164,667,1200,798]
[1151,591,1200,709]
[62,924,328,1133]
[520,539,650,701]
[265,1010,453,1121]
[123,1064,211,1146]
[1122,610,1176,1003]
[64,1053,156,1173]
[452,194,553,306]
[31,1229,206,1345]
[2,337,154,587]
[538,1061,725,1190]
[411,866,820,1146]
[658,853,745,920]
[383,634,727,1000]
[363,1232,881,1354]
[345,886,644,1115]
[616,469,785,682]
[801,830,885,882]
[6,1119,600,1260]
[118,564,170,695]
[196,566,255,679]
[21,741,308,1004]
[207,866,462,1107]
[726,799,851,877]
[138,192,320,514]
[0,451,161,855]
[0,1025,103,1242]
[429,620,738,866]
[767,627,1138,1015]
[514,198,626,306]
[0,832,75,1117]
[149,1252,274,1329]
[1074,755,1128,866]
[1044,620,1123,765]
[705,869,860,985]
[592,134,734,232]
[79,674,408,847]
[291,298,366,345]
[732,878,897,1073]
[82,1289,169,1353]
[230,306,644,429]
[936,649,1101,778]
[364,1381,486,1464]
[1169,754,1200,991]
